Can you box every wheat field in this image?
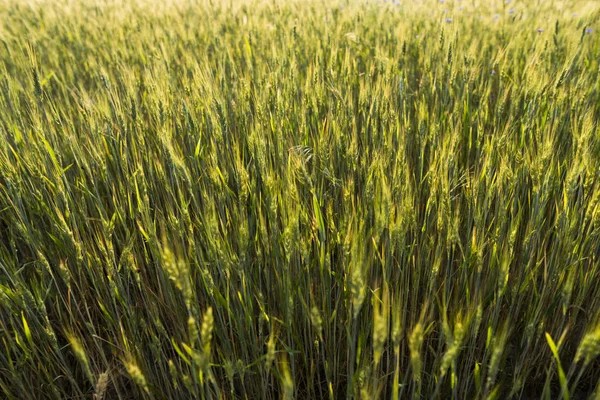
[1,0,600,398]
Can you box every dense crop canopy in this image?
[1,0,600,398]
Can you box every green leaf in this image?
[22,312,33,347]
[545,332,570,400]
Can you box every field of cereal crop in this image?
[1,0,600,398]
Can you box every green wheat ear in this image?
[575,324,600,367]
[125,362,149,394]
[67,334,93,384]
